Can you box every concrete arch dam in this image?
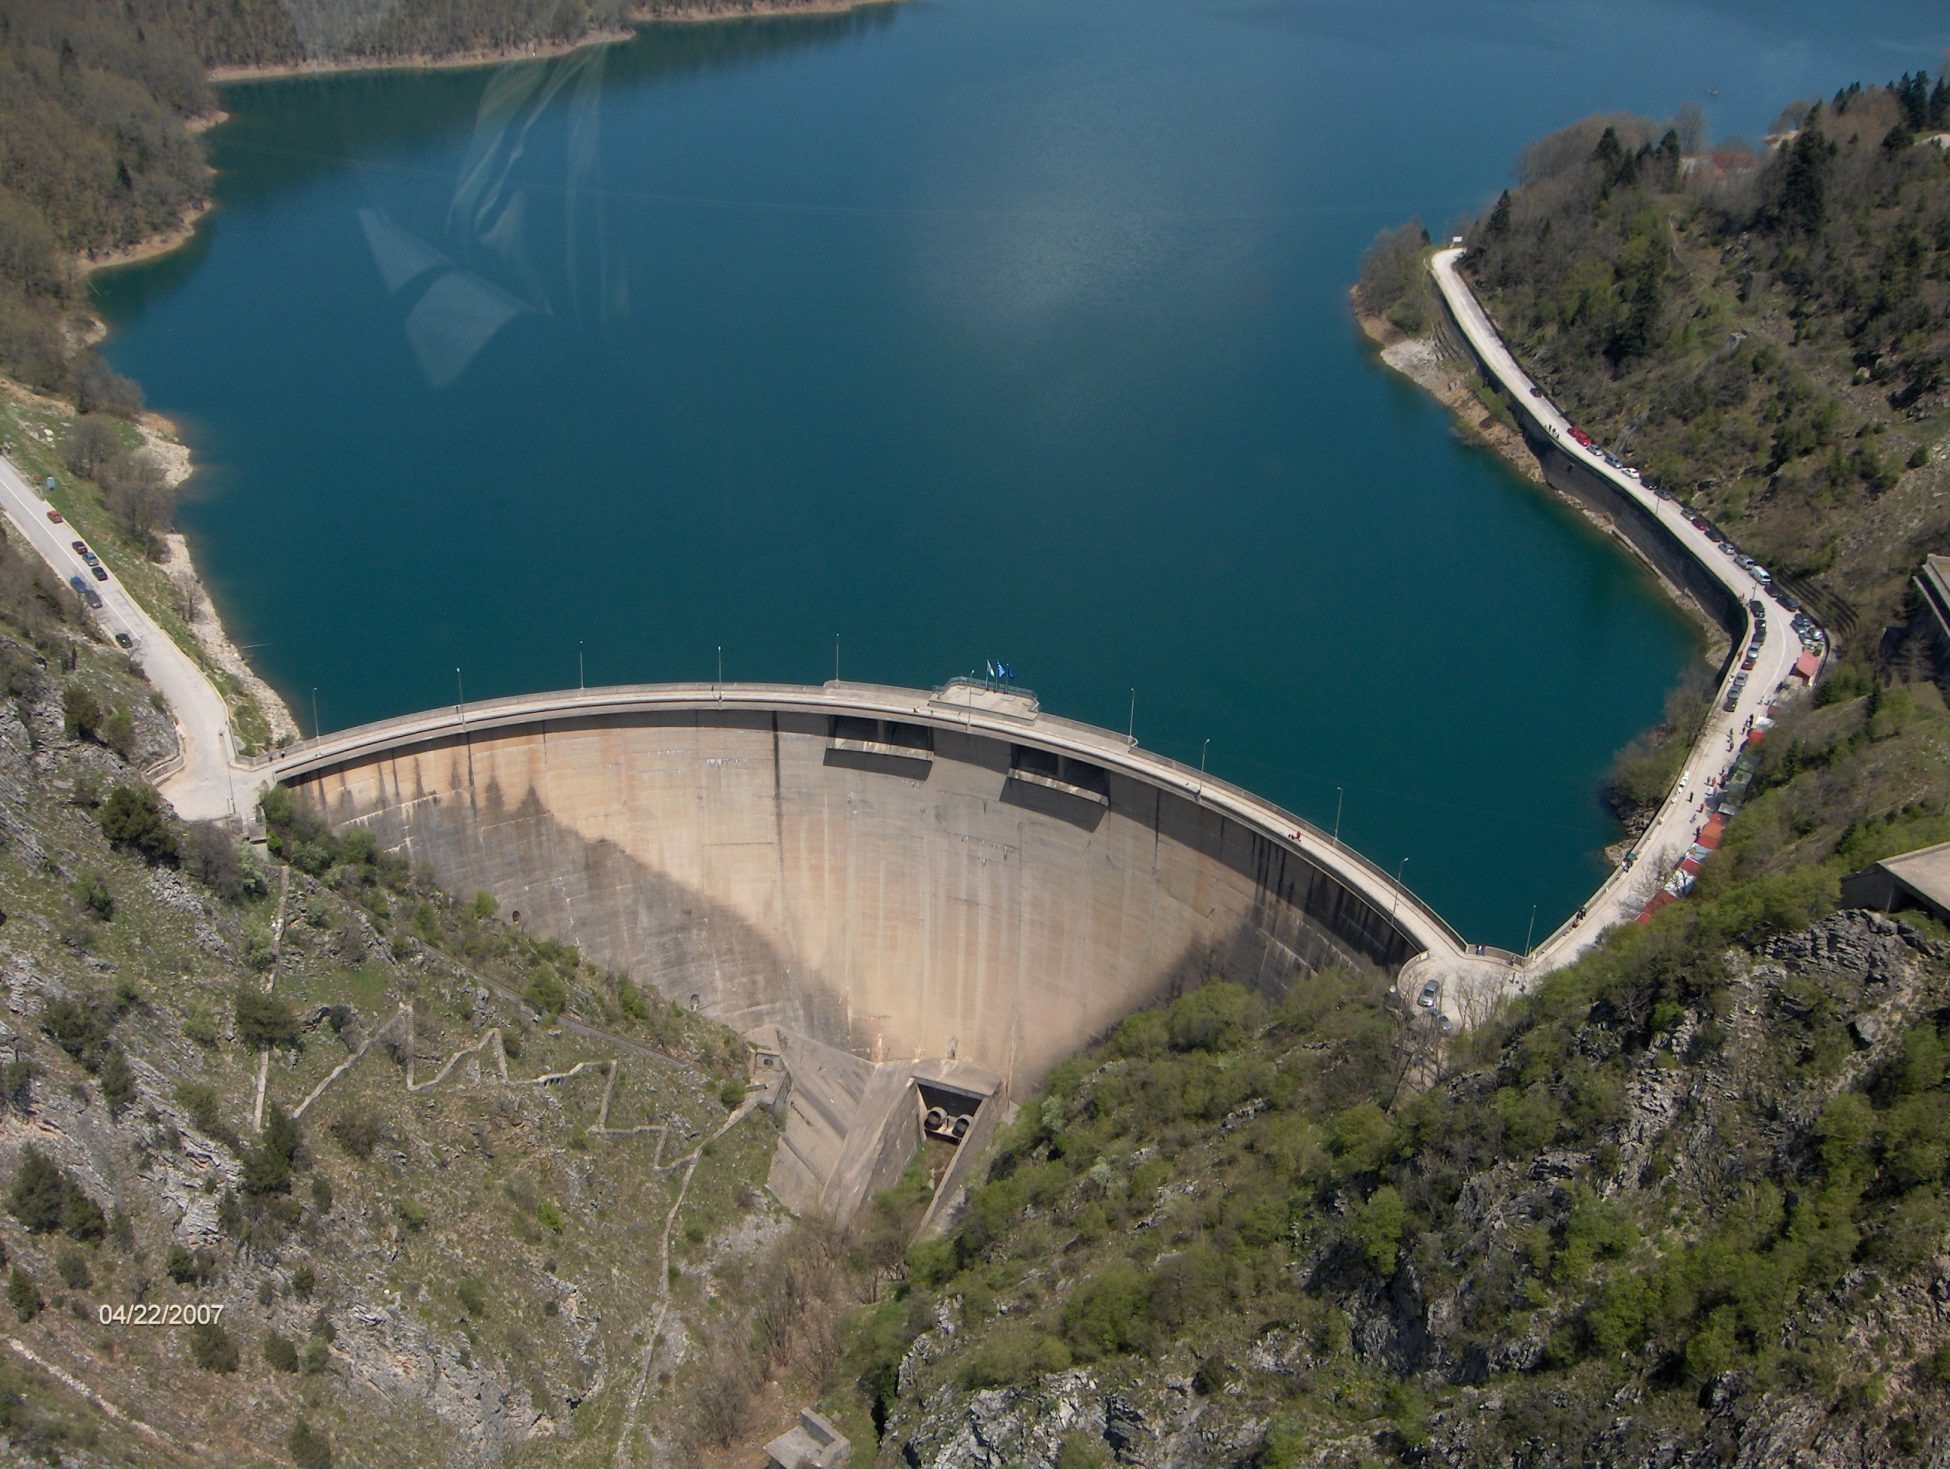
[275,679,1466,1085]
[274,680,1469,1215]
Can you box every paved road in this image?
[1430,247,1814,968]
[0,449,256,822]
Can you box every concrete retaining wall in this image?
[285,704,1417,1092]
[1442,314,1745,650]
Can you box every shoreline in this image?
[207,0,904,84]
[1352,291,1726,661]
[75,199,215,280]
[1352,289,1726,852]
[134,415,303,747]
[56,0,903,757]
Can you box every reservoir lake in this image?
[92,0,1950,945]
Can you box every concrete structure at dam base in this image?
[272,679,1506,1222]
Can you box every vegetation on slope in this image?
[1433,70,1950,647]
[839,675,1950,1462]
[0,551,851,1465]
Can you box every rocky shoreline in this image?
[133,417,303,747]
[206,0,906,82]
[1353,291,1724,660]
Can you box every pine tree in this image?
[8,1146,67,1233]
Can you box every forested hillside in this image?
[832,678,1950,1466]
[837,72,1950,1469]
[1453,74,1948,649]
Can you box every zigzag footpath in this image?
[1427,246,1823,970]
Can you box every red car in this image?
[45,509,62,523]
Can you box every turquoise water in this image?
[92,0,1948,945]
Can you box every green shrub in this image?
[54,1246,91,1290]
[329,1108,382,1159]
[537,1200,565,1235]
[456,1276,487,1317]
[288,1418,333,1469]
[264,1334,300,1373]
[234,988,301,1052]
[188,1321,239,1372]
[62,685,103,740]
[97,1046,133,1117]
[71,868,113,920]
[1350,1184,1410,1276]
[8,1145,103,1241]
[8,1267,42,1323]
[527,968,566,1018]
[960,1326,1072,1388]
[98,783,178,864]
[40,994,114,1071]
[1060,1259,1154,1360]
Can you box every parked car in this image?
[114,632,133,649]
[1418,980,1441,1008]
[45,509,61,523]
[83,589,103,609]
[67,575,87,594]
[90,565,108,581]
[70,540,87,556]
[1741,654,1757,671]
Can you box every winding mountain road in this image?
[1429,247,1814,969]
[0,449,258,822]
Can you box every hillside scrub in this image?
[848,672,1950,1464]
[1447,68,1950,630]
[0,592,825,1463]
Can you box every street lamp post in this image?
[310,687,319,742]
[1127,688,1136,748]
[1390,855,1409,916]
[1198,737,1210,797]
[1523,903,1537,959]
[578,640,584,691]
[1333,786,1343,846]
[716,644,723,699]
[455,667,464,725]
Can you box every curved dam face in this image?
[276,682,1436,1093]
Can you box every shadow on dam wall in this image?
[285,701,1419,1094]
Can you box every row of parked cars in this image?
[46,514,132,646]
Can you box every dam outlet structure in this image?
[272,679,1487,1221]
